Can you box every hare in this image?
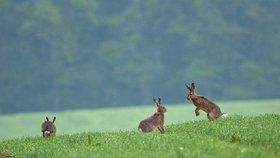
[41,117,56,137]
[185,83,227,120]
[138,98,167,133]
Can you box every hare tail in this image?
[221,113,228,118]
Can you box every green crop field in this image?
[0,99,279,141]
[0,114,279,158]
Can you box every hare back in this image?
[41,121,56,132]
[149,112,164,125]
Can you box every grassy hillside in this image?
[0,99,279,140]
[0,114,279,158]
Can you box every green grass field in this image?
[0,99,279,141]
[0,114,279,158]
[0,99,279,158]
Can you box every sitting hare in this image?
[138,98,167,133]
[41,117,56,137]
[186,83,227,120]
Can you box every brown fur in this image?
[186,83,225,120]
[0,155,13,158]
[41,117,56,137]
[138,98,167,133]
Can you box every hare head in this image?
[41,116,56,137]
[185,83,197,100]
[153,98,167,113]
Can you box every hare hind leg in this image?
[207,111,220,121]
[207,113,215,121]
[139,126,152,132]
[139,122,155,133]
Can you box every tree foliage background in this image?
[0,0,279,113]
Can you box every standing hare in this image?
[138,98,167,133]
[41,117,56,137]
[186,83,227,120]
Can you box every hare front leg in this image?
[158,126,165,134]
[158,123,165,133]
[195,107,200,116]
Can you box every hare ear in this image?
[153,98,156,103]
[158,98,161,104]
[191,83,195,90]
[52,117,56,123]
[185,84,191,91]
[46,117,49,121]
[153,98,159,106]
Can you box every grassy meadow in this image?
[0,114,279,158]
[0,99,279,141]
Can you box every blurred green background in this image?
[0,99,279,140]
[0,0,279,113]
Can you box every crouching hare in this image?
[41,117,56,137]
[185,83,227,120]
[138,98,167,133]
